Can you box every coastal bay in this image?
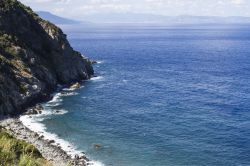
[1,0,250,166]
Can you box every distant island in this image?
[35,11,250,25]
[78,13,250,24]
[37,11,80,25]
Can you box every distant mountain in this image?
[169,15,250,24]
[81,13,167,23]
[37,11,80,24]
[81,13,250,24]
[36,11,250,25]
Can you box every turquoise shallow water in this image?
[36,24,250,166]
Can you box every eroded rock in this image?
[69,82,81,90]
[0,0,94,115]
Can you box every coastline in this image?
[0,1,98,165]
[0,81,103,166]
[0,117,88,166]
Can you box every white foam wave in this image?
[48,93,62,104]
[20,115,105,166]
[62,88,73,91]
[63,86,84,92]
[46,90,79,107]
[37,109,69,116]
[20,115,82,157]
[54,109,68,115]
[45,103,61,107]
[97,61,104,64]
[60,92,79,97]
[87,160,105,166]
[20,90,105,166]
[90,76,104,81]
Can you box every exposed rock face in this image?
[0,0,94,115]
[69,82,81,90]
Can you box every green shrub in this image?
[19,154,50,166]
[19,84,28,94]
[0,129,51,166]
[5,46,18,56]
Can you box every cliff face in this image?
[0,0,94,115]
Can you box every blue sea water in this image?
[36,24,250,166]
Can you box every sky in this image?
[19,0,250,20]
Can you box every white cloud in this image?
[19,0,250,19]
[22,0,69,4]
[231,0,245,5]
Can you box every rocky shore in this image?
[0,1,97,165]
[0,81,93,165]
[0,117,89,166]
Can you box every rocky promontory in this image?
[0,0,94,115]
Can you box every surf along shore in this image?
[0,0,99,165]
[0,83,93,166]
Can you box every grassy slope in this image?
[0,128,51,166]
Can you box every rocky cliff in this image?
[0,0,94,115]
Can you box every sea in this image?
[21,23,250,166]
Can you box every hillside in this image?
[0,128,51,165]
[37,11,80,25]
[81,13,250,24]
[0,0,94,115]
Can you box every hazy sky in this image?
[19,0,250,19]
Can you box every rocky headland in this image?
[0,0,95,165]
[0,0,94,115]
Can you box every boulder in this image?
[48,140,55,144]
[69,82,81,90]
[93,144,102,150]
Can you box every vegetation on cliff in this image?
[0,128,51,166]
[0,0,94,115]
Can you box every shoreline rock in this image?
[69,82,81,90]
[0,117,88,166]
[24,104,44,115]
[91,60,98,64]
